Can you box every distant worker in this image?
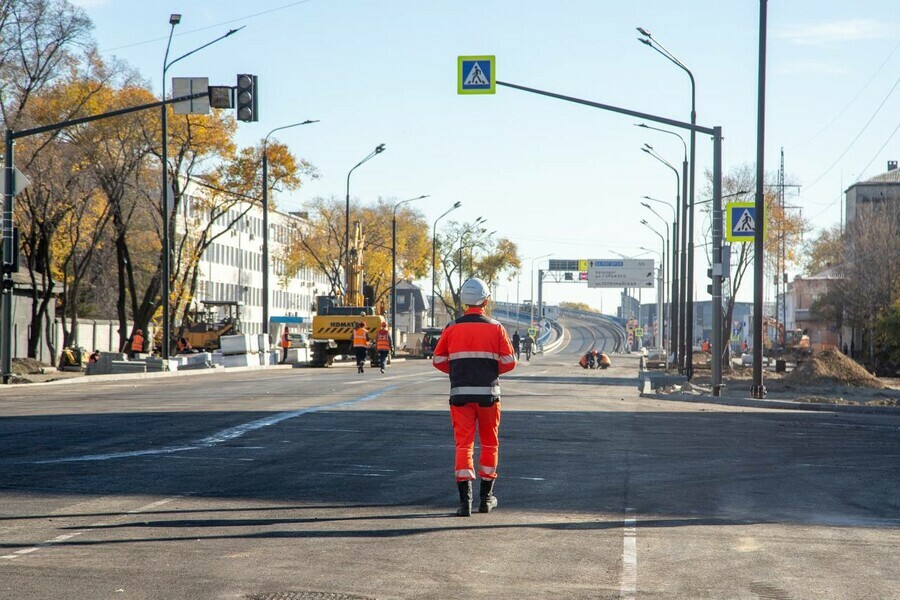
[88,349,101,364]
[523,334,535,361]
[375,321,392,374]
[129,328,144,359]
[280,326,291,364]
[353,321,369,374]
[598,351,611,369]
[433,277,516,517]
[512,331,521,360]
[176,337,193,354]
[741,339,748,353]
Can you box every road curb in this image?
[649,387,900,416]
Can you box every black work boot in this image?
[479,479,498,513]
[456,480,472,517]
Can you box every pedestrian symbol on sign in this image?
[735,209,755,233]
[464,63,488,86]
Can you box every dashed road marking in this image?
[620,508,637,599]
[1,496,182,561]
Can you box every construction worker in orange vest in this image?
[280,326,291,364]
[129,329,144,359]
[375,322,392,374]
[433,277,517,516]
[352,321,369,374]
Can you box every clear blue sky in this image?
[76,0,900,311]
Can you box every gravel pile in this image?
[784,349,884,389]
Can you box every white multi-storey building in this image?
[179,184,329,335]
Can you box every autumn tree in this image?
[839,200,900,362]
[434,221,520,317]
[803,224,845,275]
[283,195,430,309]
[700,164,807,368]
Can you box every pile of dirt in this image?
[11,357,45,376]
[783,349,884,389]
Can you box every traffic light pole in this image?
[1,90,208,383]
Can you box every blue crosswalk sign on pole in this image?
[726,201,758,242]
[458,55,495,94]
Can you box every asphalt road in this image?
[1,322,899,599]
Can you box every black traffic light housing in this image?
[236,74,258,122]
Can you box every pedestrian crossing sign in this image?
[458,56,495,94]
[726,202,762,242]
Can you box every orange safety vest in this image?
[131,334,144,353]
[376,329,391,351]
[352,326,369,348]
[281,331,291,348]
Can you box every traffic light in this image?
[236,74,258,122]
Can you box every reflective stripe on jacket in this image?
[352,327,369,348]
[432,307,516,406]
[376,329,392,351]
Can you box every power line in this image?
[791,37,900,150]
[102,0,314,53]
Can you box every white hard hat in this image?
[460,277,491,306]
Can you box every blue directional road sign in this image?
[726,202,758,242]
[458,55,495,94]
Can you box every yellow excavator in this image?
[310,221,386,367]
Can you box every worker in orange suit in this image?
[432,277,517,516]
[352,321,369,374]
[375,322,392,373]
[129,328,144,359]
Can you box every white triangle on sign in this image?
[733,209,755,233]
[464,62,489,86]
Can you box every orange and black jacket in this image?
[432,307,517,406]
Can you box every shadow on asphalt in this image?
[2,408,899,533]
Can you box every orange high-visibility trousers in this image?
[450,402,501,481]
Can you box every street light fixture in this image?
[392,194,429,349]
[261,119,318,336]
[641,212,669,354]
[431,201,461,327]
[637,26,698,379]
[345,143,386,294]
[160,17,241,359]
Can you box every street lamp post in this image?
[642,197,677,363]
[640,246,664,352]
[640,219,667,353]
[345,144,385,294]
[431,201,461,327]
[641,144,682,369]
[637,27,697,380]
[161,15,241,359]
[637,122,688,371]
[392,194,428,349]
[261,120,318,337]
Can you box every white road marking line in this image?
[1,496,182,562]
[620,509,637,599]
[30,387,397,464]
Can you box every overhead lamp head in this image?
[635,123,648,128]
[375,143,386,153]
[169,13,182,25]
[637,27,651,38]
[453,201,462,208]
[638,38,652,47]
[641,202,650,209]
[644,143,654,150]
[641,147,651,154]
[640,219,649,225]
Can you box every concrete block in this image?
[219,334,258,355]
[222,353,256,368]
[257,334,271,353]
[110,361,146,374]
